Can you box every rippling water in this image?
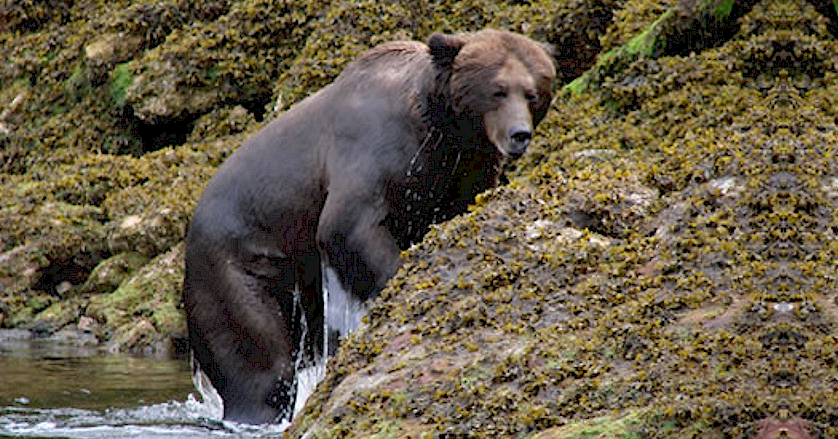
[0,272,361,439]
[0,331,290,439]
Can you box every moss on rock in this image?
[85,244,186,354]
[78,252,150,297]
[30,298,83,332]
[286,0,838,437]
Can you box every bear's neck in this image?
[423,67,488,150]
[387,66,505,250]
[423,66,455,130]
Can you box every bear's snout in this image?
[508,125,532,157]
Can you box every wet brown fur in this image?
[183,29,555,424]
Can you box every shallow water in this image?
[0,269,367,439]
[0,331,290,439]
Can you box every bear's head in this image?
[428,29,556,158]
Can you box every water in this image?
[322,263,368,358]
[0,270,370,438]
[0,330,288,439]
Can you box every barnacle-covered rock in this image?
[123,0,330,124]
[286,0,838,437]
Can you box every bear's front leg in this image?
[316,190,402,302]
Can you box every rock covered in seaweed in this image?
[0,0,610,355]
[287,0,838,437]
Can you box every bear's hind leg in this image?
[185,247,299,424]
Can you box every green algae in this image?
[564,9,672,96]
[78,252,149,297]
[626,11,669,55]
[527,409,646,439]
[85,245,186,354]
[715,0,737,18]
[31,298,83,332]
[110,62,133,107]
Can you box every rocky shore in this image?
[2,0,837,436]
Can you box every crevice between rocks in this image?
[33,250,110,297]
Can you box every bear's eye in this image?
[525,92,537,102]
[493,91,507,99]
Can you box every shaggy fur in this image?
[183,29,555,424]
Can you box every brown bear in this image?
[183,29,555,424]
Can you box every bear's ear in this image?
[537,41,556,60]
[428,33,469,68]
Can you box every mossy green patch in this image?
[149,300,184,336]
[714,0,736,19]
[110,62,133,107]
[32,298,82,331]
[564,74,591,95]
[79,252,150,297]
[625,10,670,56]
[528,410,646,439]
[25,294,53,316]
[64,63,89,101]
[85,245,185,353]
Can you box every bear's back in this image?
[332,41,434,100]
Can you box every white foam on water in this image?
[293,363,326,416]
[322,264,369,352]
[0,400,247,438]
[189,356,224,420]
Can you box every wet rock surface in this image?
[2,0,837,436]
[289,1,838,437]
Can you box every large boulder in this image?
[285,0,838,437]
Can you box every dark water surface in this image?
[0,330,288,438]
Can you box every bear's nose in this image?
[508,125,532,157]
